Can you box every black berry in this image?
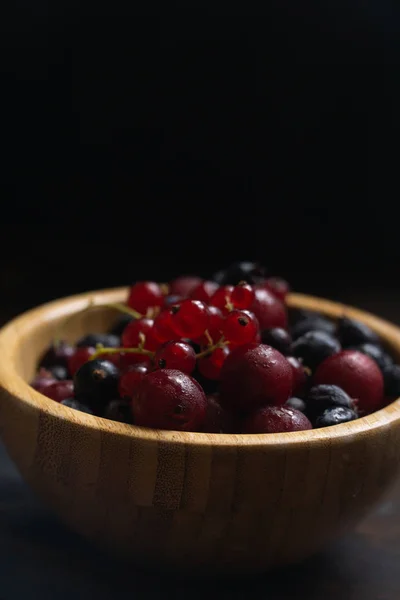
[305,384,354,421]
[77,333,120,348]
[104,399,133,423]
[315,406,358,428]
[212,261,267,285]
[61,398,93,414]
[292,330,341,370]
[291,316,335,340]
[261,328,292,355]
[108,314,134,337]
[336,317,380,347]
[74,359,120,411]
[285,397,306,412]
[350,342,393,372]
[40,341,74,369]
[383,364,400,398]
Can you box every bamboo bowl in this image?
[1,288,400,574]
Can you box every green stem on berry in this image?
[89,346,155,361]
[53,300,142,348]
[195,335,228,360]
[204,329,214,346]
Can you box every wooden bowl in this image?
[1,288,400,574]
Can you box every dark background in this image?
[1,4,400,317]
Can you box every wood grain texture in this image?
[1,288,400,573]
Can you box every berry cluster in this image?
[31,261,400,434]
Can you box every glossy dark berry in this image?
[76,333,120,348]
[198,346,230,380]
[163,294,183,307]
[221,310,259,345]
[220,343,293,411]
[383,364,400,399]
[291,316,335,340]
[261,327,292,355]
[243,406,312,433]
[286,356,309,396]
[68,346,96,376]
[200,395,226,433]
[74,359,120,410]
[104,399,133,423]
[118,363,149,398]
[154,341,196,374]
[250,287,288,330]
[39,341,74,369]
[336,317,380,348]
[314,350,384,415]
[350,342,393,372]
[43,380,74,403]
[49,365,69,380]
[132,369,207,431]
[315,406,358,428]
[285,397,306,412]
[61,398,93,414]
[213,261,267,285]
[127,281,164,314]
[305,384,354,420]
[170,300,210,339]
[292,330,341,370]
[169,276,203,297]
[108,314,134,337]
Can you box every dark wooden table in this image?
[1,290,400,599]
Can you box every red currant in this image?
[198,346,230,380]
[120,351,151,369]
[243,406,312,433]
[264,277,290,302]
[170,300,210,339]
[121,318,159,351]
[169,276,203,297]
[153,309,177,343]
[127,282,164,314]
[119,363,149,398]
[210,285,234,314]
[68,346,96,375]
[200,394,235,433]
[195,305,224,345]
[190,281,219,303]
[231,282,255,310]
[250,287,288,330]
[154,341,196,374]
[132,369,207,431]
[221,310,259,345]
[31,368,57,394]
[43,380,74,403]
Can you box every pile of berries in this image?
[31,261,400,434]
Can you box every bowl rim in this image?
[0,286,400,448]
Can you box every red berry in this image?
[169,276,203,297]
[286,356,309,396]
[231,282,255,310]
[198,346,230,380]
[40,341,74,369]
[68,346,96,375]
[243,406,312,433]
[314,350,384,415]
[154,341,196,374]
[127,282,164,314]
[264,277,290,302]
[31,368,57,393]
[119,363,149,398]
[221,310,259,345]
[121,318,159,352]
[120,351,151,369]
[220,343,293,411]
[190,281,219,303]
[195,305,224,345]
[170,300,210,339]
[250,287,288,330]
[43,380,74,403]
[153,309,177,343]
[210,285,234,315]
[132,369,207,431]
[99,351,122,369]
[200,394,235,433]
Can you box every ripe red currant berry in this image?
[220,343,293,411]
[30,368,57,394]
[43,380,75,403]
[250,287,288,330]
[153,309,177,343]
[221,310,259,345]
[195,305,224,345]
[119,351,151,369]
[127,281,164,313]
[264,277,290,302]
[169,300,210,339]
[169,276,203,297]
[154,341,196,374]
[231,281,255,310]
[243,406,312,433]
[118,363,149,398]
[200,394,235,433]
[210,285,234,315]
[68,346,96,376]
[198,346,230,380]
[121,318,159,351]
[314,350,384,415]
[190,281,219,303]
[132,369,207,431]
